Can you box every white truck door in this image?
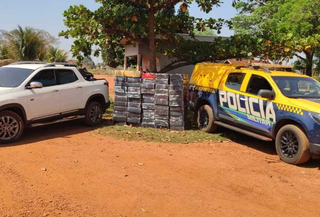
[56,69,84,112]
[26,69,60,120]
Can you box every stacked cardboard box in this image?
[113,76,127,125]
[141,78,156,128]
[169,74,188,130]
[126,77,142,126]
[155,74,169,128]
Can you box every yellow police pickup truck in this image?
[189,63,320,165]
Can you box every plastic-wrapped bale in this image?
[141,82,155,94]
[169,74,188,90]
[126,77,141,98]
[113,76,127,125]
[142,94,155,104]
[170,106,185,117]
[170,116,185,131]
[155,73,169,84]
[142,110,155,128]
[155,105,169,128]
[155,117,169,128]
[169,74,188,85]
[113,110,127,125]
[169,74,189,130]
[127,77,141,83]
[155,83,168,106]
[127,106,142,126]
[169,106,186,130]
[127,101,142,126]
[114,101,128,126]
[143,78,156,84]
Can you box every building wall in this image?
[168,65,195,78]
[142,55,161,72]
[160,55,194,78]
[125,44,149,56]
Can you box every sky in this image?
[0,0,237,61]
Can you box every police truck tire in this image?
[197,105,217,133]
[275,124,310,165]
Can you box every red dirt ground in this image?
[0,75,320,217]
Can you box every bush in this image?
[0,59,15,67]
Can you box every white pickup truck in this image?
[0,62,110,143]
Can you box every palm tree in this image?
[47,46,69,62]
[0,43,9,60]
[0,25,56,61]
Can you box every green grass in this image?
[96,124,228,143]
[96,100,229,144]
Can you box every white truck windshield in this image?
[0,67,34,87]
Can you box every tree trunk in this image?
[148,0,157,73]
[305,51,314,76]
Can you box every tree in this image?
[232,0,320,76]
[193,27,215,36]
[47,46,69,62]
[100,36,125,68]
[0,25,57,61]
[82,57,96,69]
[158,33,262,72]
[60,0,229,73]
[0,41,9,60]
[295,51,320,76]
[315,52,320,76]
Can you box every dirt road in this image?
[1,121,320,217]
[1,75,320,217]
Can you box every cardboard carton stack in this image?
[154,74,169,128]
[141,77,156,128]
[126,77,142,126]
[113,76,127,125]
[113,72,188,130]
[169,74,188,130]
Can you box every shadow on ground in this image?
[0,118,113,148]
[2,115,320,168]
[217,127,320,168]
[216,127,277,155]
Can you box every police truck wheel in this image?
[197,105,217,133]
[275,124,310,165]
[0,111,24,144]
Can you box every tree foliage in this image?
[232,0,320,76]
[46,46,69,62]
[82,57,96,69]
[100,36,125,68]
[0,25,57,61]
[60,0,232,72]
[158,34,263,72]
[0,41,9,60]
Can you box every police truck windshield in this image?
[272,76,320,98]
